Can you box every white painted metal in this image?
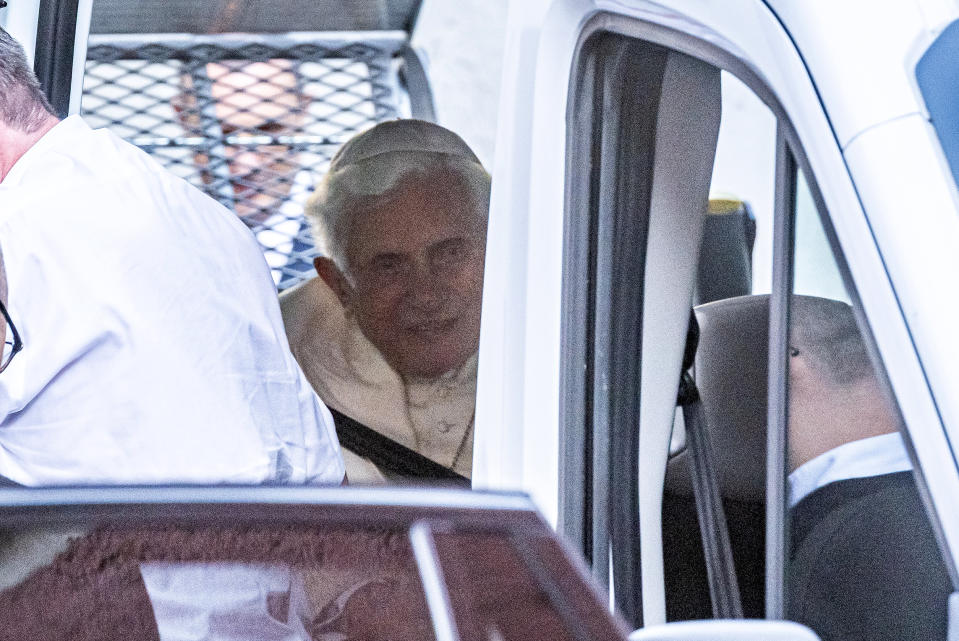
[628,620,821,641]
[0,0,41,66]
[765,0,946,149]
[477,0,959,626]
[68,0,94,116]
[473,0,575,523]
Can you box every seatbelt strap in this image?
[328,407,470,486]
[678,313,743,618]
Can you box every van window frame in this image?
[560,30,672,627]
[33,0,80,116]
[561,9,955,625]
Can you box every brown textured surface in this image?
[0,525,431,641]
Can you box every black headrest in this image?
[696,199,756,306]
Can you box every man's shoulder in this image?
[280,277,343,337]
[789,472,950,641]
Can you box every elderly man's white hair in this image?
[305,119,491,270]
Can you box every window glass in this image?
[916,19,959,193]
[792,171,846,302]
[708,71,776,295]
[0,523,437,639]
[784,166,952,640]
[0,514,624,641]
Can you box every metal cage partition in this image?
[80,32,412,291]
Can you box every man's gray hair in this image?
[0,28,55,132]
[305,120,491,270]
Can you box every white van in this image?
[474,0,959,639]
[1,0,957,639]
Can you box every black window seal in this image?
[766,126,796,619]
[33,0,80,118]
[560,30,668,629]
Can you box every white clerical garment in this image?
[0,116,344,485]
[280,277,475,483]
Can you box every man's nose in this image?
[405,260,446,311]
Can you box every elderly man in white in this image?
[281,119,491,483]
[0,27,344,486]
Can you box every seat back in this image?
[663,294,770,620]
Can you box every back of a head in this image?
[790,295,874,389]
[0,27,55,132]
[305,119,491,268]
[670,294,876,499]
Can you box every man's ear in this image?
[314,256,353,307]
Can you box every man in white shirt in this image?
[0,27,344,485]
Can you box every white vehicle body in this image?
[3,0,958,637]
[474,0,959,633]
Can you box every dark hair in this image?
[791,295,874,387]
[0,27,55,132]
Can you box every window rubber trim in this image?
[33,0,79,117]
[766,126,796,619]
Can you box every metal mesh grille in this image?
[80,34,409,291]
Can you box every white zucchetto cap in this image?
[328,118,482,171]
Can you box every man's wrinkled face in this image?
[344,171,487,379]
[195,62,305,222]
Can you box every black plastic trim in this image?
[562,27,672,629]
[34,0,80,118]
[766,126,796,619]
[398,43,437,122]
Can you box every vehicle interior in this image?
[36,0,494,486]
[77,0,432,291]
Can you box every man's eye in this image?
[434,242,468,265]
[370,257,406,276]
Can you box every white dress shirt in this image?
[788,432,912,507]
[0,116,344,485]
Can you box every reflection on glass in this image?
[433,531,577,641]
[785,169,951,641]
[0,525,434,641]
[0,517,624,641]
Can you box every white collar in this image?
[787,432,912,508]
[0,116,87,191]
